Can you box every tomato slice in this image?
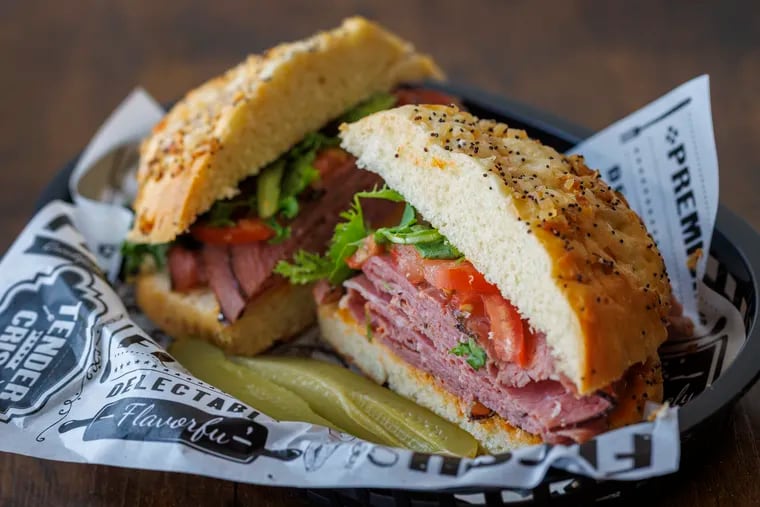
[452,291,486,316]
[390,245,426,284]
[388,245,532,367]
[422,260,500,294]
[482,294,530,367]
[389,245,499,294]
[191,218,275,245]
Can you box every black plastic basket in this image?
[33,83,760,506]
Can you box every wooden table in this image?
[1,1,758,505]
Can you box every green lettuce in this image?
[338,92,397,124]
[121,241,169,276]
[275,186,461,286]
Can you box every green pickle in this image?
[171,339,478,457]
[169,339,336,429]
[235,357,479,457]
[256,159,285,218]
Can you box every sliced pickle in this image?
[169,339,336,429]
[256,159,285,218]
[236,357,392,445]
[235,356,479,457]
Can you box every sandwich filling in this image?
[123,88,458,323]
[278,189,665,443]
[340,246,616,443]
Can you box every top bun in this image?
[339,104,671,394]
[129,17,442,243]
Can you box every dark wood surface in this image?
[1,1,759,505]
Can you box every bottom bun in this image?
[317,302,541,454]
[136,271,316,356]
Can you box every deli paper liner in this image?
[570,76,719,321]
[0,77,745,494]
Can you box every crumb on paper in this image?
[645,401,670,422]
[687,248,703,272]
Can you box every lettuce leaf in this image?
[273,250,332,285]
[265,218,292,245]
[338,92,397,124]
[371,201,462,259]
[412,238,461,259]
[353,185,406,203]
[121,241,169,276]
[274,186,401,285]
[276,185,462,286]
[279,132,335,208]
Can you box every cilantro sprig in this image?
[450,338,487,370]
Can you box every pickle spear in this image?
[235,356,479,457]
[170,339,337,429]
[256,159,285,218]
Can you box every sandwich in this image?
[123,17,458,355]
[276,104,673,453]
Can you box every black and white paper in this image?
[571,75,719,321]
[0,77,745,492]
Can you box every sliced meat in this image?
[202,244,246,322]
[312,147,352,184]
[168,245,206,291]
[189,151,386,323]
[502,382,611,431]
[551,418,608,443]
[362,197,406,229]
[394,88,462,108]
[341,254,616,443]
[230,242,288,299]
[314,279,342,305]
[168,87,461,322]
[359,256,557,386]
[229,157,383,303]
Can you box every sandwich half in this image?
[277,104,672,453]
[124,17,456,355]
